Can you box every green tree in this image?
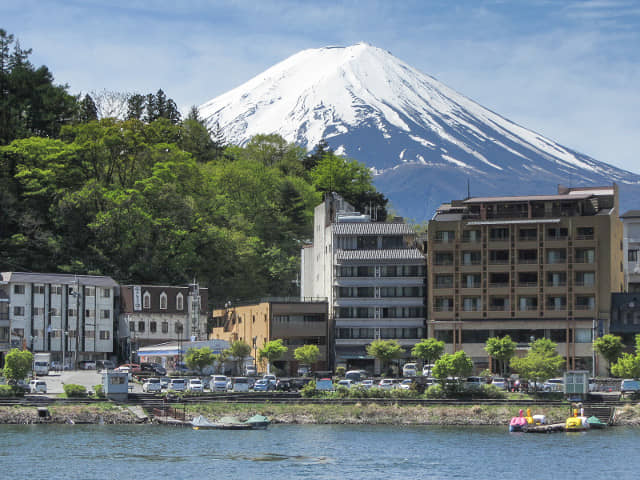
[484,335,517,377]
[184,346,216,374]
[258,339,288,374]
[611,353,640,379]
[227,340,252,376]
[293,344,320,370]
[594,334,625,375]
[510,338,564,389]
[411,338,444,369]
[366,339,405,376]
[432,350,474,391]
[2,348,33,381]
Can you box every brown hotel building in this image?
[427,185,624,374]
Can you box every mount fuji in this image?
[199,43,640,221]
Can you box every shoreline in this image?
[2,402,640,426]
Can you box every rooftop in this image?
[333,222,415,236]
[1,271,118,287]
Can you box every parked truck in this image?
[33,353,51,376]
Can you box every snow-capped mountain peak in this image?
[199,43,640,220]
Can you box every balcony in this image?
[488,305,510,311]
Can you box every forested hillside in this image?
[0,29,387,304]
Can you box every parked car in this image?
[276,379,293,391]
[378,378,395,390]
[29,379,47,394]
[263,374,277,386]
[159,377,171,389]
[360,379,374,389]
[491,378,507,390]
[232,377,250,392]
[188,378,204,392]
[402,363,417,377]
[337,379,353,389]
[168,378,187,391]
[141,362,167,376]
[345,370,363,383]
[464,376,486,391]
[79,360,96,370]
[621,379,640,395]
[297,365,310,376]
[142,378,162,393]
[422,364,435,376]
[210,375,229,392]
[114,366,133,381]
[96,360,115,370]
[118,363,141,373]
[245,365,257,376]
[543,378,564,392]
[315,378,335,391]
[253,379,273,391]
[399,379,413,390]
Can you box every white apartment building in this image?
[301,193,425,373]
[622,210,640,292]
[0,272,118,367]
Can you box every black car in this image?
[275,379,293,392]
[141,362,167,376]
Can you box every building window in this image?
[68,308,76,317]
[102,288,111,298]
[576,227,594,239]
[575,248,595,264]
[85,286,95,296]
[85,309,95,318]
[462,230,481,242]
[546,272,566,287]
[434,252,454,265]
[489,228,509,241]
[50,307,60,317]
[85,330,95,338]
[13,284,25,294]
[547,227,568,240]
[33,285,45,294]
[575,272,595,287]
[546,248,566,264]
[51,285,62,295]
[462,251,481,265]
[489,250,509,264]
[435,231,455,243]
[176,293,184,310]
[143,291,151,309]
[462,297,481,311]
[150,321,157,333]
[33,307,44,316]
[519,297,538,311]
[162,322,169,334]
[138,321,145,333]
[101,309,110,319]
[518,228,537,241]
[99,330,110,340]
[434,274,453,289]
[13,306,25,316]
[160,292,167,310]
[434,297,453,312]
[629,250,639,262]
[175,323,183,334]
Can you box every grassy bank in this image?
[2,402,639,426]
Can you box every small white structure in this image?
[102,371,129,401]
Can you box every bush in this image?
[63,384,87,397]
[300,380,316,397]
[92,384,104,398]
[478,384,506,399]
[425,384,446,399]
[0,385,17,397]
[335,385,350,398]
[335,366,345,377]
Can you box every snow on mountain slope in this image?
[199,43,640,220]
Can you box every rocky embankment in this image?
[1,402,639,426]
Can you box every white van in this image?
[402,363,417,377]
[232,377,250,392]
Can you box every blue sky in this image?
[2,0,639,174]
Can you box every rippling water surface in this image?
[2,424,638,479]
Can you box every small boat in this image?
[565,408,590,431]
[509,409,527,432]
[245,414,270,429]
[586,416,607,429]
[191,415,267,430]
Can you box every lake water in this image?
[2,424,638,479]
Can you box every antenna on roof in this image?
[466,178,471,200]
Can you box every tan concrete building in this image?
[427,185,624,374]
[210,299,329,375]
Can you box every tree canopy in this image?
[366,339,405,375]
[510,338,564,387]
[411,338,444,367]
[594,334,625,375]
[184,346,216,374]
[293,344,320,367]
[2,348,34,381]
[258,339,288,373]
[484,335,517,377]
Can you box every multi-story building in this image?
[0,272,118,367]
[621,210,640,292]
[211,299,329,375]
[118,284,208,360]
[301,193,425,373]
[427,185,624,374]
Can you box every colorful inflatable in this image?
[509,409,528,432]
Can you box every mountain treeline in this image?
[0,29,388,304]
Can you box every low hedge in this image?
[63,384,87,397]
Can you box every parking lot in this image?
[30,369,143,395]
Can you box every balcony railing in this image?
[489,305,510,311]
[518,282,538,288]
[575,304,595,310]
[488,282,509,288]
[518,258,538,264]
[519,305,538,311]
[575,234,594,240]
[433,306,453,312]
